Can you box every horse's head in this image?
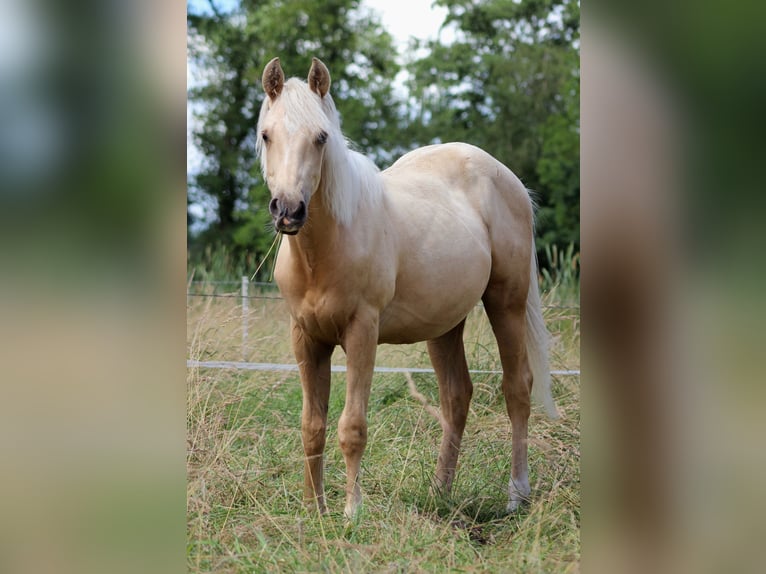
[257,57,333,235]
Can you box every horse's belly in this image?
[377,277,488,344]
[377,315,461,344]
[378,298,478,343]
[378,236,491,343]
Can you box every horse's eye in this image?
[261,131,269,143]
[315,130,328,145]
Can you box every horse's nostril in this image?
[269,197,280,217]
[293,201,306,221]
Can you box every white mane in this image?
[256,78,383,226]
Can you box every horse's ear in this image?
[307,57,331,98]
[262,57,285,101]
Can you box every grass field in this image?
[187,287,580,572]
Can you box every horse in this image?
[256,57,559,518]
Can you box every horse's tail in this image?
[526,249,561,419]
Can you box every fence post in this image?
[241,276,248,360]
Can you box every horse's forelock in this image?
[256,78,340,162]
[279,79,338,135]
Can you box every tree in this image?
[406,0,580,254]
[187,0,399,278]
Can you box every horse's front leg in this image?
[338,310,378,518]
[292,321,334,513]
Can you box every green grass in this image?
[539,243,580,306]
[187,291,580,572]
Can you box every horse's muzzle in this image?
[270,198,306,234]
[277,221,302,235]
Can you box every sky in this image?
[363,0,450,51]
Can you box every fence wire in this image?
[186,285,579,311]
[187,360,580,377]
[187,279,579,373]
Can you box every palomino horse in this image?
[257,57,559,518]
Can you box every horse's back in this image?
[382,142,532,225]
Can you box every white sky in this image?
[363,0,450,51]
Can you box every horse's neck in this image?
[287,149,378,272]
[286,182,341,274]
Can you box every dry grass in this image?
[187,290,579,572]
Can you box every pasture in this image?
[187,286,580,572]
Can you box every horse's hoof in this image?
[344,498,364,521]
[305,498,328,515]
[344,504,358,520]
[506,498,525,513]
[507,473,530,513]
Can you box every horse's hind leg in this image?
[482,285,532,512]
[427,319,473,495]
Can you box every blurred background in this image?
[0,1,185,573]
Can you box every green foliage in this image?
[188,0,400,270]
[539,242,580,304]
[187,243,252,283]
[188,0,580,278]
[406,0,580,256]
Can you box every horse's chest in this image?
[287,292,357,344]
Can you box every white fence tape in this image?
[186,360,579,377]
[189,277,579,370]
